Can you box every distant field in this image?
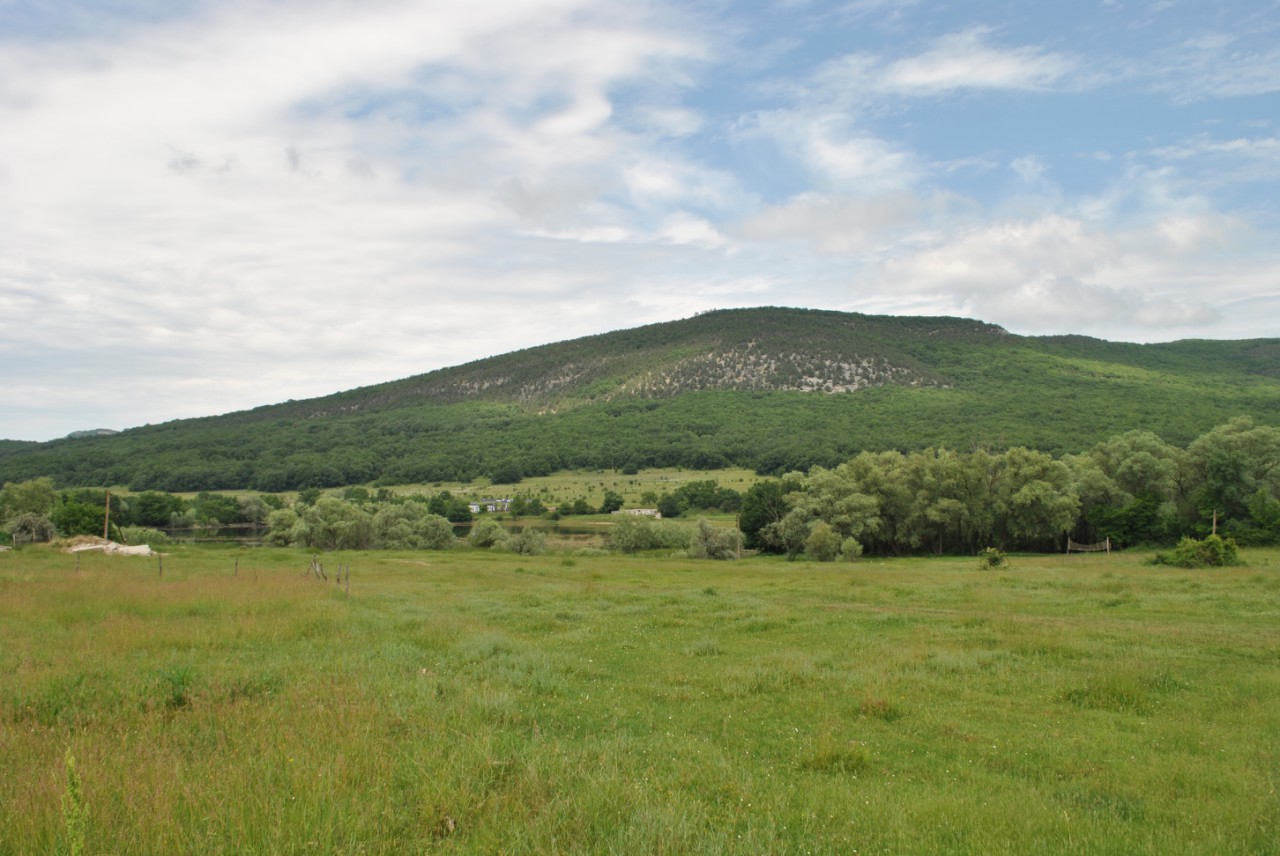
[386,466,764,508]
[171,467,764,511]
[2,545,1278,854]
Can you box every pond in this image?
[160,525,268,546]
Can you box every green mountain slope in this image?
[3,308,1278,491]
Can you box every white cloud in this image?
[873,213,1264,337]
[798,26,1080,106]
[0,0,722,439]
[735,108,917,190]
[809,130,913,183]
[1149,33,1280,102]
[1010,156,1049,185]
[878,27,1077,94]
[1155,136,1280,161]
[1144,134,1280,193]
[2,1,1279,440]
[736,190,927,253]
[658,213,728,248]
[623,274,781,320]
[736,27,1082,192]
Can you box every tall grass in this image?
[1,544,1278,853]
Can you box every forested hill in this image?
[285,309,1006,417]
[3,307,1279,491]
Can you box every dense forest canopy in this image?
[1,308,1278,492]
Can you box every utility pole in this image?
[103,491,111,540]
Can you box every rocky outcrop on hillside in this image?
[623,349,938,396]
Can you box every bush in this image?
[978,547,1007,569]
[265,508,300,546]
[5,512,55,544]
[839,537,864,561]
[689,519,738,560]
[118,526,171,546]
[416,514,457,550]
[1152,534,1242,568]
[372,505,456,550]
[295,497,374,550]
[468,518,507,549]
[51,502,103,537]
[761,512,811,561]
[504,529,547,555]
[804,521,840,562]
[610,516,693,553]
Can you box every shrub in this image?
[1152,534,1242,568]
[689,519,738,560]
[610,517,693,553]
[804,521,840,561]
[265,508,300,547]
[118,526,171,546]
[5,512,55,544]
[978,547,1007,569]
[762,511,810,560]
[505,529,547,555]
[168,508,198,529]
[468,518,507,549]
[416,513,457,550]
[50,502,102,537]
[296,497,374,550]
[372,505,456,550]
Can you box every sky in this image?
[1,0,1278,442]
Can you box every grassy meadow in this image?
[354,466,764,510]
[2,543,1279,854]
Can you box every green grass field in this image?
[169,466,761,520]
[363,466,765,510]
[2,544,1278,854]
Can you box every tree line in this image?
[739,418,1280,557]
[3,418,1278,557]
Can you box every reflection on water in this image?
[160,525,267,545]
[454,519,611,548]
[454,521,607,537]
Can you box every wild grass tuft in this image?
[156,664,196,710]
[797,738,870,774]
[60,747,87,856]
[859,695,905,722]
[686,638,722,657]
